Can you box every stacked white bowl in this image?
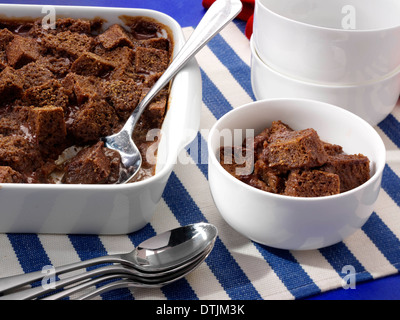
[251,0,400,126]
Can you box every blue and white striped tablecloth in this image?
[0,20,399,300]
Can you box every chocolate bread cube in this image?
[103,79,142,119]
[97,24,134,50]
[265,128,328,170]
[62,141,112,184]
[37,56,71,78]
[284,170,340,197]
[254,159,285,194]
[0,166,23,183]
[219,146,254,178]
[69,99,118,143]
[0,135,42,173]
[0,28,14,50]
[18,61,55,90]
[22,79,69,110]
[62,73,105,104]
[41,31,94,60]
[135,46,169,73]
[140,88,168,127]
[0,108,25,136]
[139,38,170,51]
[55,18,92,34]
[321,153,370,192]
[0,51,7,70]
[70,52,115,77]
[268,120,293,142]
[323,142,343,156]
[28,105,67,158]
[6,36,40,69]
[245,127,270,159]
[0,67,23,103]
[100,47,140,81]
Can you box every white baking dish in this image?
[0,4,202,234]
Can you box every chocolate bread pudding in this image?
[219,121,371,197]
[0,17,173,184]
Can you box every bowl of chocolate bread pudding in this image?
[0,4,201,234]
[208,98,386,250]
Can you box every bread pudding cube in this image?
[18,61,55,90]
[0,28,14,50]
[103,79,142,119]
[0,66,23,103]
[97,24,134,50]
[22,79,69,110]
[321,153,370,192]
[265,128,328,170]
[135,46,169,73]
[139,88,168,127]
[28,106,67,158]
[268,120,293,142]
[139,38,170,51]
[219,146,254,178]
[284,170,340,197]
[71,52,115,77]
[254,159,285,194]
[62,141,112,184]
[41,31,94,60]
[0,166,23,183]
[6,36,40,69]
[69,99,118,143]
[62,73,104,105]
[0,135,42,173]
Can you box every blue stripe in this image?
[234,19,247,34]
[362,212,400,272]
[319,242,372,283]
[161,278,198,300]
[378,114,400,148]
[162,171,262,300]
[7,234,51,288]
[201,68,233,119]
[254,243,321,299]
[184,132,208,179]
[206,34,256,101]
[381,164,400,207]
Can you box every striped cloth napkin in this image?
[0,20,399,300]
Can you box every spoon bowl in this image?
[102,0,243,183]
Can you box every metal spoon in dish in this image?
[102,0,243,183]
[0,223,218,298]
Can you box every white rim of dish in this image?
[256,0,400,33]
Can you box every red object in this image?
[202,0,254,39]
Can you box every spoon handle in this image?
[122,0,243,135]
[0,264,138,300]
[0,254,124,294]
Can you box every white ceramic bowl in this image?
[251,37,400,126]
[208,98,386,250]
[253,0,400,85]
[0,4,202,234]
